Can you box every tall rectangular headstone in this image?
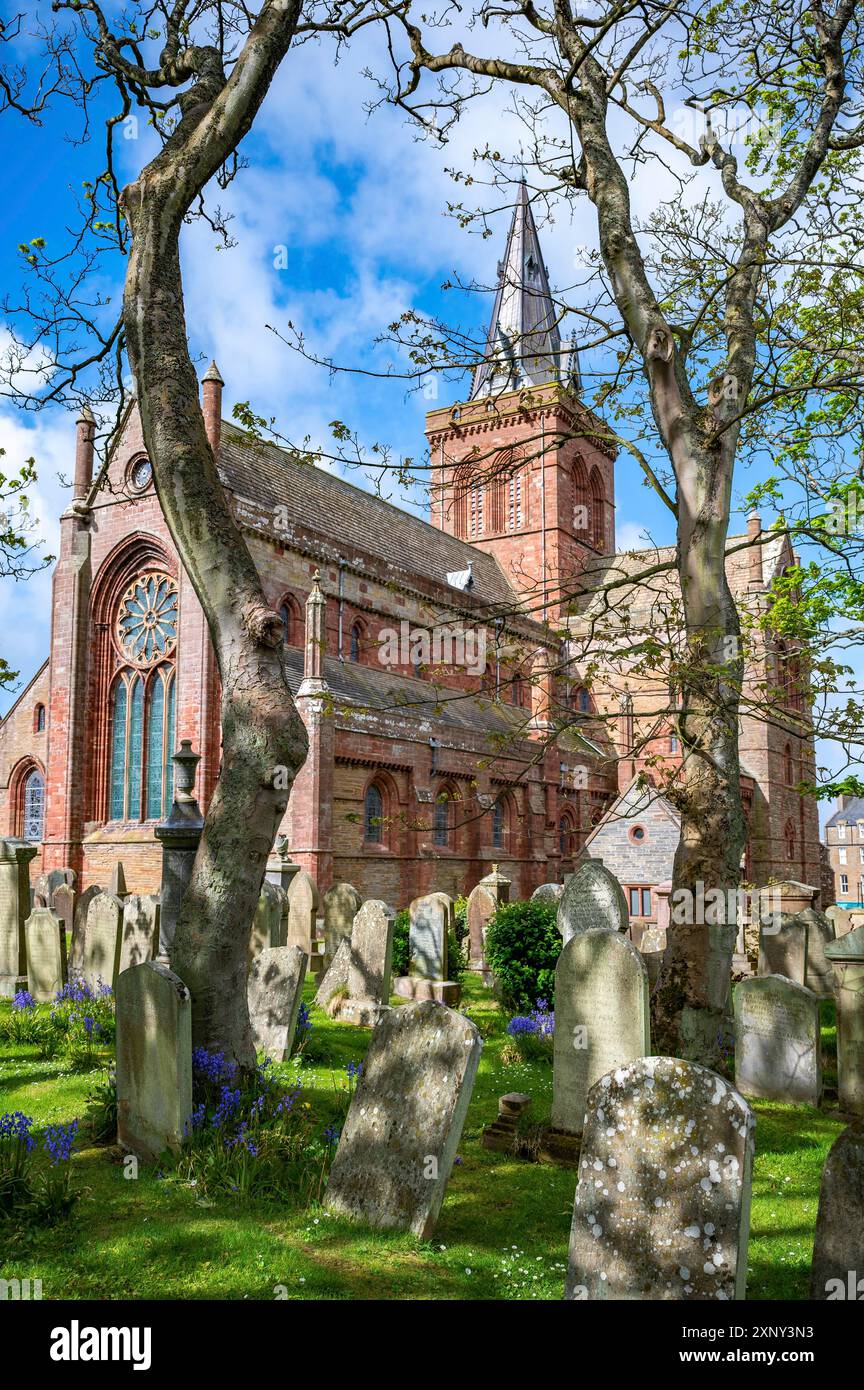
[557,859,629,945]
[323,882,362,967]
[52,883,75,950]
[466,867,510,971]
[69,883,102,980]
[82,891,124,990]
[119,895,161,975]
[547,928,649,1156]
[343,899,395,1025]
[810,1125,864,1299]
[25,908,67,1002]
[408,892,449,979]
[248,881,285,964]
[758,913,808,986]
[734,975,821,1106]
[248,945,308,1061]
[325,1000,482,1238]
[0,840,37,997]
[825,926,864,1116]
[565,1057,755,1301]
[116,961,192,1161]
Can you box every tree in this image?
[367,0,864,1060]
[0,0,399,1064]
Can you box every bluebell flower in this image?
[323,1123,340,1145]
[11,990,35,1011]
[43,1118,79,1165]
[346,1061,363,1080]
[0,1110,36,1150]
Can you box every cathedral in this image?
[0,185,823,912]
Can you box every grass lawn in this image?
[0,976,846,1300]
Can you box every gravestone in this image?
[343,899,395,1025]
[116,961,192,1161]
[248,880,285,963]
[734,975,821,1106]
[758,912,808,986]
[25,908,66,1002]
[798,908,836,998]
[325,1000,482,1238]
[322,881,362,967]
[315,937,352,1009]
[248,945,308,1061]
[286,870,324,979]
[546,928,649,1159]
[565,1057,755,1301]
[107,861,129,899]
[52,883,75,949]
[825,926,864,1116]
[557,859,629,945]
[0,839,38,997]
[826,904,854,938]
[531,882,564,904]
[82,891,124,991]
[69,883,102,980]
[408,893,449,979]
[466,866,510,971]
[809,1125,864,1299]
[119,895,160,975]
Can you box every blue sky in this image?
[0,12,856,820]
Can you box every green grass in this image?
[0,975,845,1300]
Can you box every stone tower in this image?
[426,180,616,621]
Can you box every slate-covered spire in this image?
[471,180,580,400]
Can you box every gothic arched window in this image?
[34,704,46,733]
[22,768,44,842]
[588,467,605,548]
[350,622,363,663]
[364,782,384,844]
[109,663,176,822]
[492,799,506,849]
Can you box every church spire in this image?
[471,180,580,400]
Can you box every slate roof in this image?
[825,798,864,827]
[217,430,522,615]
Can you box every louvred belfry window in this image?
[108,572,179,822]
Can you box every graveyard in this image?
[0,856,855,1303]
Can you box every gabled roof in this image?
[826,797,864,827]
[217,429,527,617]
[583,775,680,851]
[471,180,578,400]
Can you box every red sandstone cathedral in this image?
[0,186,822,913]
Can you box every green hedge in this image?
[484,899,560,1011]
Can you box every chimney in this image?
[747,511,762,589]
[298,571,329,697]
[838,793,852,812]
[73,403,95,500]
[201,360,224,457]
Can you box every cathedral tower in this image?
[426,181,616,622]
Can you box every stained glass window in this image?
[109,663,175,821]
[127,676,144,816]
[22,769,44,842]
[116,573,178,666]
[364,784,383,843]
[145,674,165,819]
[492,801,505,849]
[109,679,128,819]
[434,795,450,846]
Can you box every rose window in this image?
[115,574,178,666]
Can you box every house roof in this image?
[217,429,525,617]
[825,798,864,827]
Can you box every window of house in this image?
[363,783,383,844]
[35,704,46,733]
[840,874,849,895]
[839,847,848,864]
[669,733,678,753]
[22,768,44,841]
[839,822,847,840]
[627,886,653,917]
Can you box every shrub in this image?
[392,910,410,977]
[484,900,561,1012]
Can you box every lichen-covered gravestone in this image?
[557,860,629,945]
[809,1125,864,1299]
[531,882,564,904]
[565,1057,755,1301]
[825,926,864,1116]
[322,881,362,967]
[315,937,352,1009]
[466,866,510,971]
[248,944,308,1061]
[82,891,124,990]
[119,895,160,975]
[325,1000,482,1238]
[758,912,808,986]
[52,883,75,949]
[343,899,395,1026]
[546,928,649,1160]
[734,975,821,1106]
[116,961,192,1162]
[408,893,449,979]
[69,884,102,980]
[25,908,67,1002]
[286,870,324,979]
[248,880,285,964]
[0,839,37,997]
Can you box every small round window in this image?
[129,456,153,492]
[629,825,646,843]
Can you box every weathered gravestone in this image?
[565,1057,755,1301]
[69,883,102,980]
[758,912,808,986]
[545,928,649,1161]
[52,883,75,949]
[758,882,835,997]
[826,903,854,938]
[82,891,124,990]
[825,926,864,1116]
[0,839,38,997]
[248,945,308,1061]
[343,899,395,1026]
[286,870,324,979]
[809,1125,864,1300]
[25,907,67,1002]
[408,892,448,979]
[119,895,160,975]
[557,859,629,945]
[248,880,285,964]
[798,908,836,998]
[466,866,510,971]
[322,882,362,967]
[325,1000,482,1238]
[315,937,352,1010]
[107,861,129,899]
[531,882,564,904]
[734,975,821,1106]
[116,961,192,1161]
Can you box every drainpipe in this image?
[337,557,346,661]
[540,411,547,622]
